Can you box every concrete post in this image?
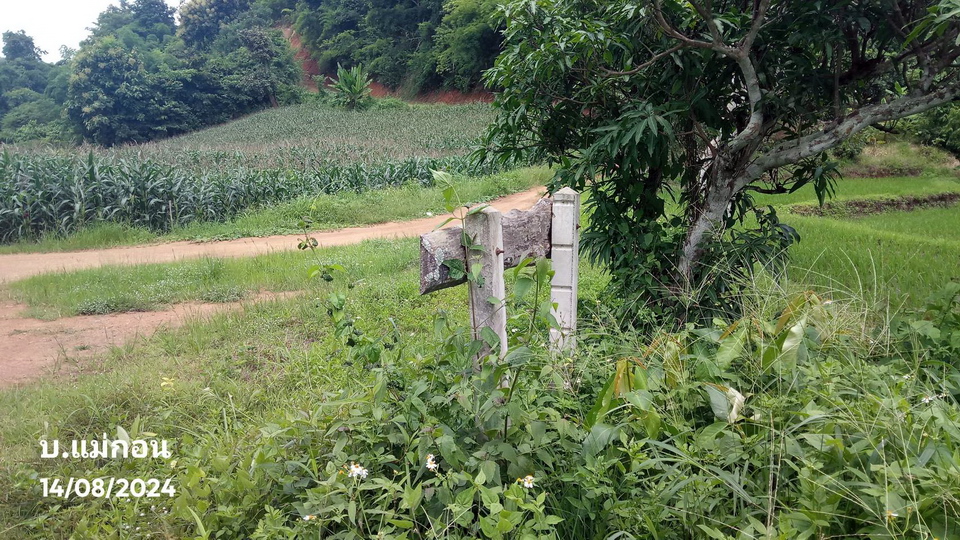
[549,188,580,354]
[465,206,508,359]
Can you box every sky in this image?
[2,0,183,63]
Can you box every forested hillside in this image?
[0,0,503,147]
[277,0,502,93]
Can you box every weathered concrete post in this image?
[464,206,508,359]
[549,188,580,353]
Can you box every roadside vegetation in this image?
[2,190,959,537]
[2,0,960,537]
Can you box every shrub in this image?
[914,103,960,157]
[831,128,870,161]
[330,63,374,111]
[173,276,960,539]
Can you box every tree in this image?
[2,30,44,62]
[65,37,190,145]
[434,0,504,91]
[484,0,960,320]
[179,0,254,49]
[0,31,51,117]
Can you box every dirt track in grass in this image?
[0,187,547,388]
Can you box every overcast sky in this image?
[2,0,183,63]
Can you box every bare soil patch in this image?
[789,192,960,217]
[0,292,294,389]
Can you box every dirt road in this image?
[0,187,546,387]
[0,187,545,284]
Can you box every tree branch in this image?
[599,44,685,77]
[725,54,765,154]
[742,82,960,188]
[652,0,733,54]
[740,0,771,52]
[688,0,724,46]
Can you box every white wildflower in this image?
[303,515,317,521]
[425,454,439,472]
[347,462,368,479]
[519,474,535,488]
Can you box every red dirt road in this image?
[0,297,275,388]
[0,187,546,388]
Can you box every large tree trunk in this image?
[677,185,730,282]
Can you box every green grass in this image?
[784,212,960,306]
[735,151,960,306]
[750,174,960,306]
[8,238,418,319]
[841,140,959,178]
[167,166,549,241]
[0,249,465,533]
[0,236,611,536]
[852,204,960,241]
[0,167,550,253]
[0,222,157,254]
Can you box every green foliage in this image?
[330,63,374,110]
[1,0,302,146]
[481,0,960,326]
[290,0,501,93]
[179,0,254,49]
[65,37,194,146]
[292,0,442,91]
[576,289,960,538]
[1,30,44,62]
[915,103,960,157]
[0,30,53,120]
[831,129,871,161]
[434,0,503,91]
[892,282,960,372]
[8,256,960,538]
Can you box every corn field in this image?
[0,151,509,243]
[0,104,517,243]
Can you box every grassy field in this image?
[737,143,960,306]
[8,148,960,317]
